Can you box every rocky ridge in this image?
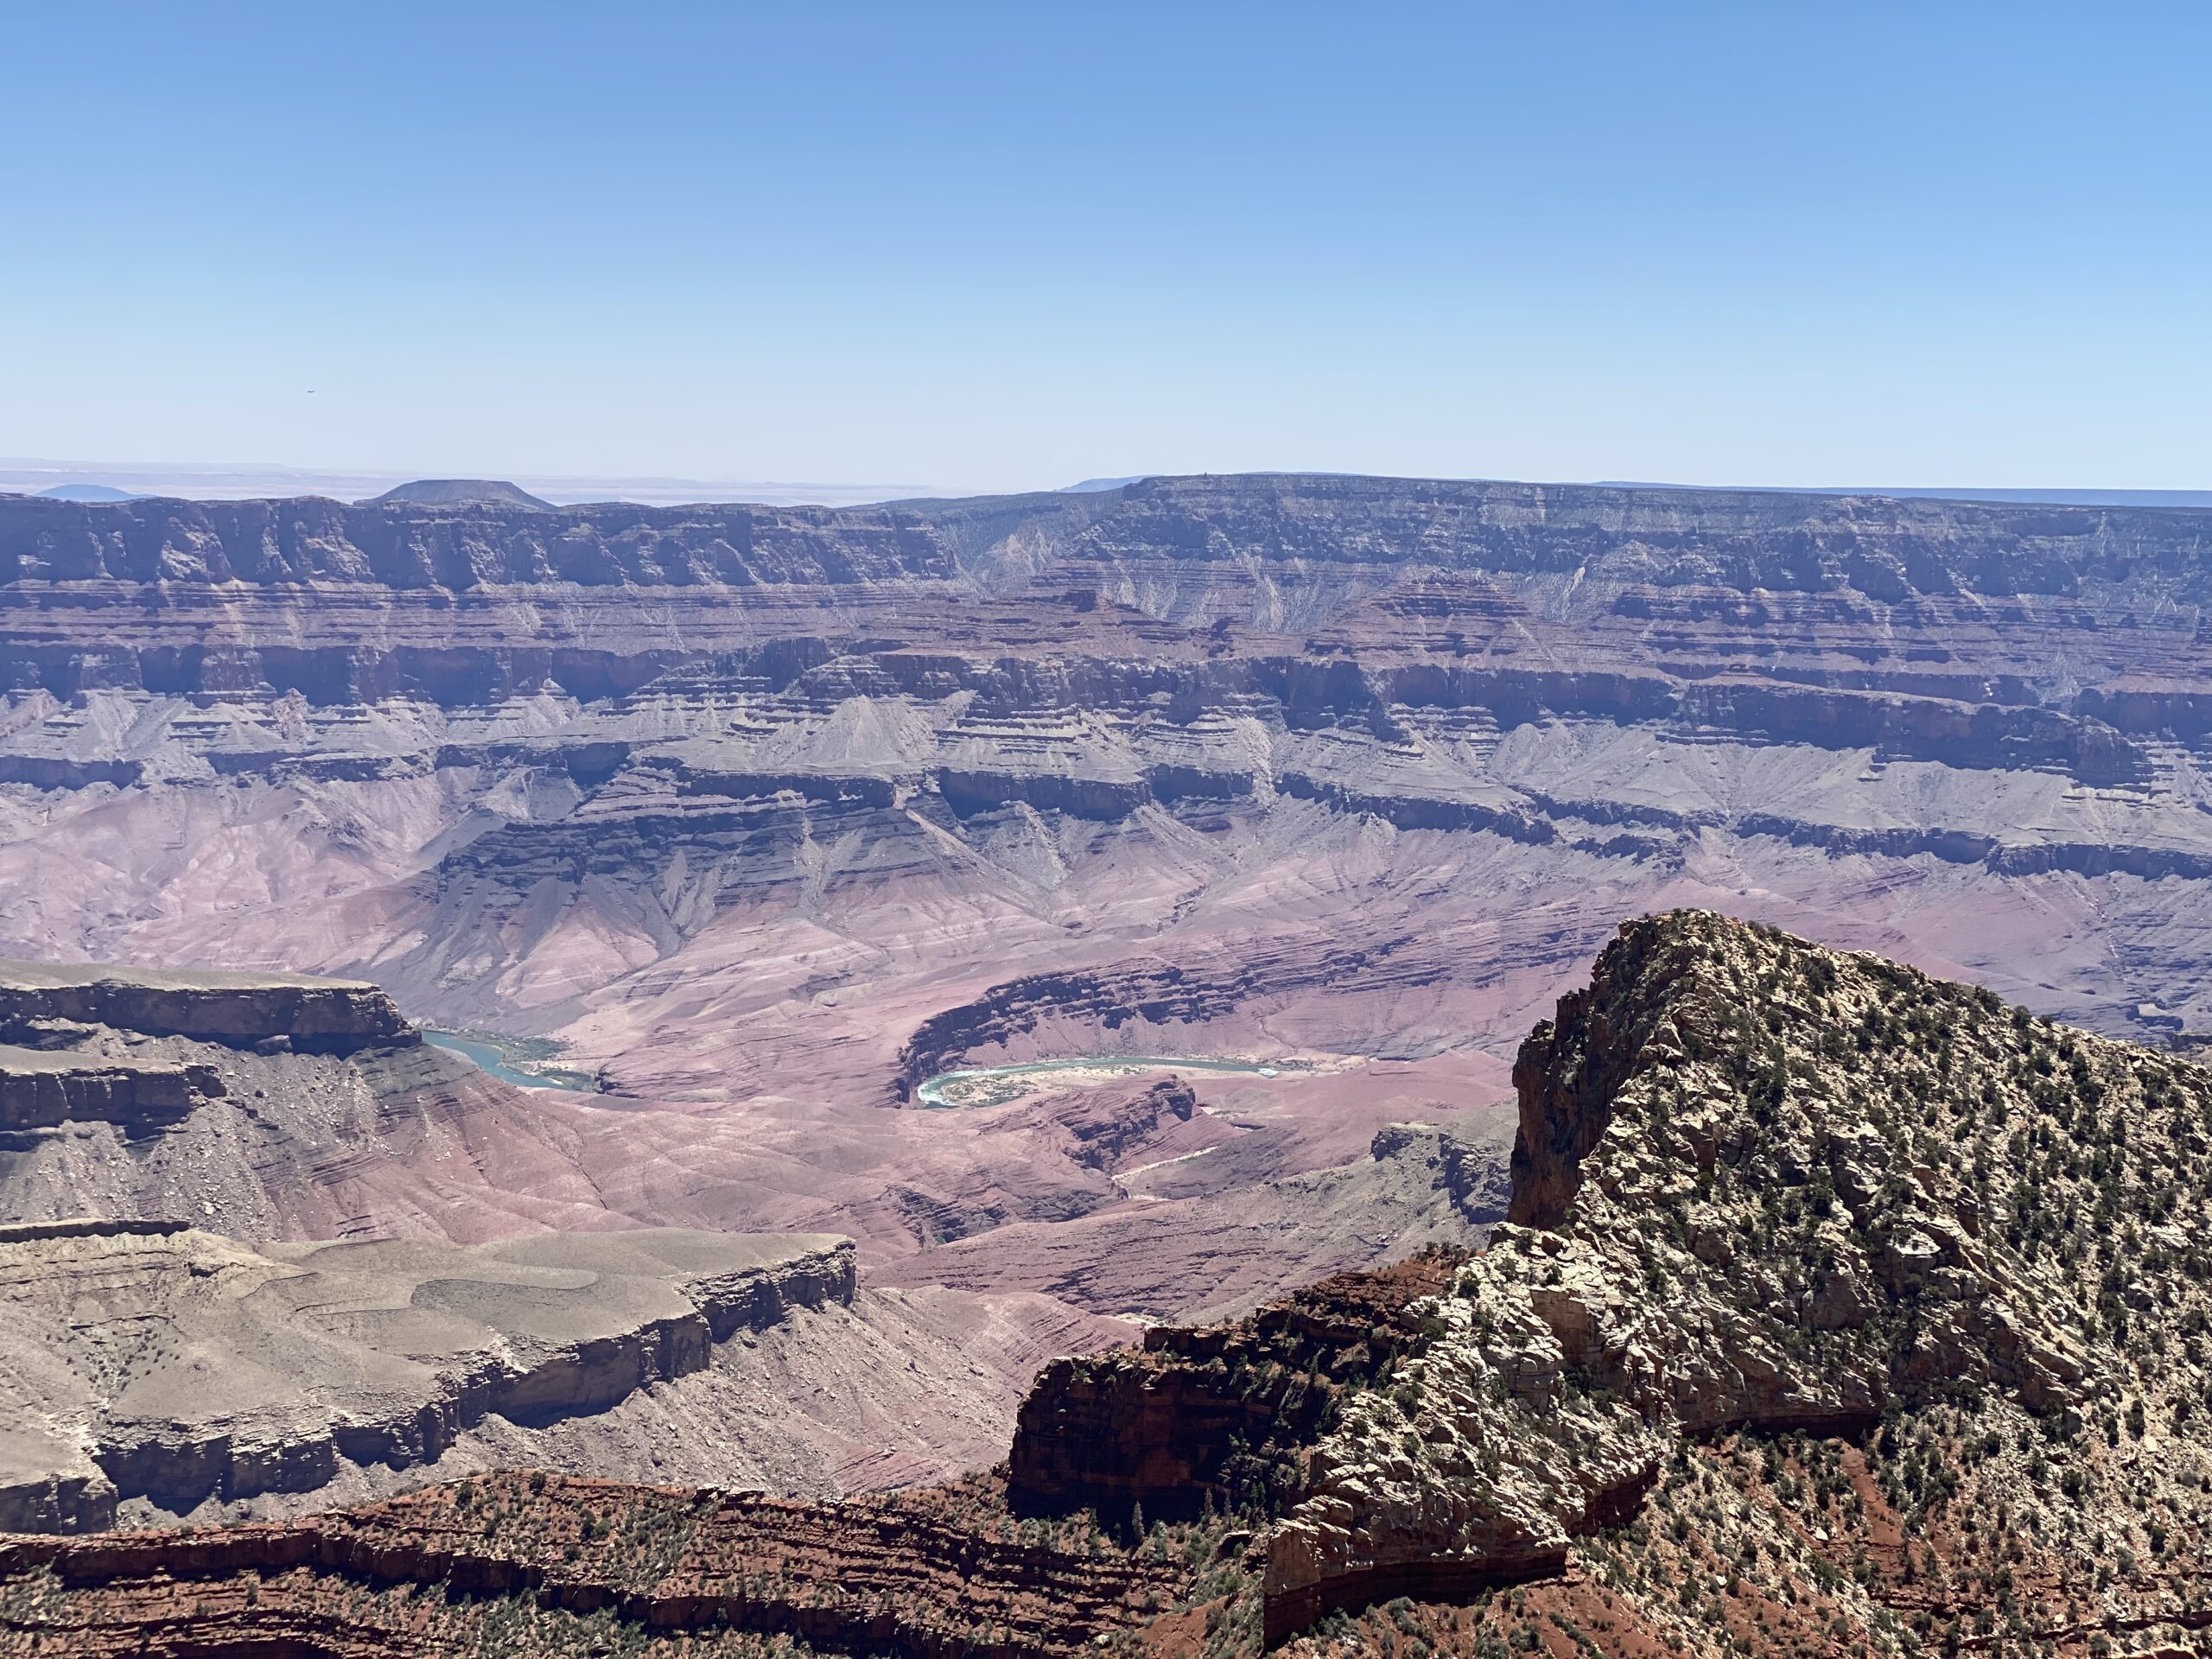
[1007,1244,1471,1524]
[1260,910,2212,1646]
[16,912,2212,1654]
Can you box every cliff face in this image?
[0,963,416,1057]
[1006,1246,1468,1522]
[0,1224,857,1533]
[0,1048,223,1141]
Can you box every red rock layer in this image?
[1007,1246,1469,1522]
[0,1472,1183,1658]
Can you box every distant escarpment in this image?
[0,493,959,588]
[14,477,2212,601]
[0,962,415,1058]
[16,474,2212,1069]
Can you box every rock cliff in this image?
[0,962,618,1245]
[0,1224,855,1532]
[1263,911,2212,1645]
[0,1046,223,1142]
[1007,1245,1468,1523]
[0,963,415,1058]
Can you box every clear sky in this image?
[3,2,2207,495]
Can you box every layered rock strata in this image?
[0,1223,855,1532]
[17,476,2212,1116]
[0,1471,1183,1659]
[0,963,416,1058]
[0,1046,222,1142]
[1007,1244,1469,1522]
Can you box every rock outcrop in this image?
[0,1046,223,1142]
[0,1223,855,1531]
[1262,911,2209,1641]
[1007,1246,1468,1523]
[1052,1077,1198,1171]
[0,963,416,1058]
[991,911,2212,1649]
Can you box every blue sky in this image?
[3,2,2206,493]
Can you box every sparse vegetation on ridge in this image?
[15,910,2212,1657]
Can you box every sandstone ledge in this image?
[0,1226,857,1531]
[0,961,416,1058]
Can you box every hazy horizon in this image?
[10,454,2212,514]
[5,3,2207,495]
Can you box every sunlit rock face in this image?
[1255,911,2195,1636]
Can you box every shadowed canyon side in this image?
[13,912,2212,1656]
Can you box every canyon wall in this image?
[12,474,2212,1332]
[0,962,416,1057]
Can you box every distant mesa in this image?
[1058,475,1145,493]
[359,478,555,510]
[34,485,142,503]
